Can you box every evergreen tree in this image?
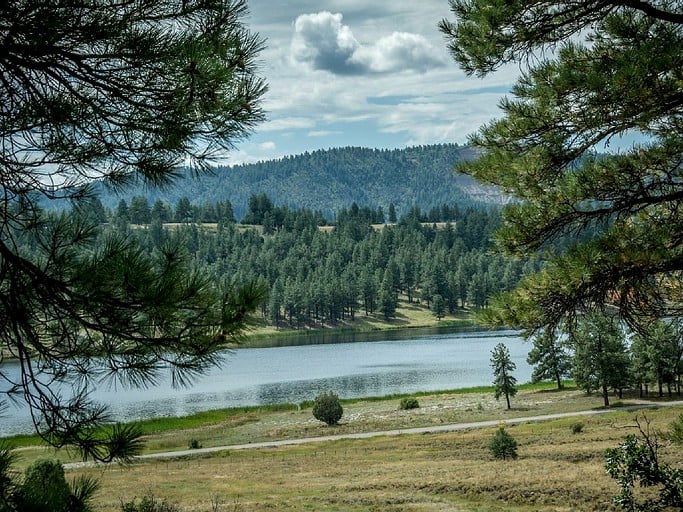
[569,311,630,407]
[175,197,193,223]
[114,199,130,222]
[432,294,446,320]
[129,196,151,225]
[631,319,682,397]
[379,267,398,319]
[0,0,266,461]
[491,342,517,410]
[526,327,572,390]
[441,1,683,330]
[388,203,397,223]
[151,199,172,223]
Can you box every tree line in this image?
[92,144,501,220]
[525,312,682,407]
[70,195,538,329]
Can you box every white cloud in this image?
[308,130,343,137]
[258,141,277,151]
[260,117,317,132]
[291,11,445,75]
[350,32,445,73]
[229,1,520,162]
[291,12,362,74]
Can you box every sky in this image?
[223,0,520,165]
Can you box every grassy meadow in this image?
[10,385,677,511]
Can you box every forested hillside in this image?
[95,144,505,220]
[86,199,539,330]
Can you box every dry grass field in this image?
[58,388,683,512]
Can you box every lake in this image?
[0,329,531,436]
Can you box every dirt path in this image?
[64,400,683,469]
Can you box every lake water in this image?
[0,329,531,436]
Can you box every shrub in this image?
[0,450,97,512]
[399,397,420,410]
[120,494,179,512]
[605,416,683,511]
[188,438,202,450]
[488,427,518,460]
[570,421,584,434]
[666,413,683,445]
[312,391,343,426]
[20,458,71,512]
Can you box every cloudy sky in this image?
[225,1,519,165]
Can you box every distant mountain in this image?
[96,144,507,219]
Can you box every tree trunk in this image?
[505,392,511,410]
[602,382,610,407]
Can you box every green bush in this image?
[488,427,518,460]
[20,458,71,512]
[188,438,202,450]
[312,391,343,426]
[666,413,683,445]
[120,494,179,512]
[399,397,420,410]
[570,421,584,434]
[0,449,97,512]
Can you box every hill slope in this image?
[98,144,506,218]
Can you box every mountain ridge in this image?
[97,143,506,219]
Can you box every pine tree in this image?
[569,311,630,407]
[0,0,266,461]
[441,1,683,331]
[491,343,517,410]
[526,327,572,390]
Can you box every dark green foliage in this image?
[399,397,420,410]
[570,311,630,407]
[526,327,572,390]
[666,413,683,445]
[491,343,517,410]
[440,1,683,332]
[312,391,344,426]
[93,144,502,219]
[16,458,98,512]
[120,494,179,512]
[133,202,526,329]
[432,294,446,320]
[20,459,71,512]
[0,443,18,512]
[488,427,518,460]
[605,417,683,511]
[188,439,202,450]
[570,422,584,434]
[0,0,266,461]
[630,319,682,398]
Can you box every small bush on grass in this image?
[666,413,683,445]
[605,416,683,511]
[488,427,518,460]
[399,397,420,410]
[570,421,584,434]
[18,458,99,512]
[312,391,343,426]
[188,438,202,450]
[120,493,179,512]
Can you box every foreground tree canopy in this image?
[440,1,683,330]
[0,0,266,461]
